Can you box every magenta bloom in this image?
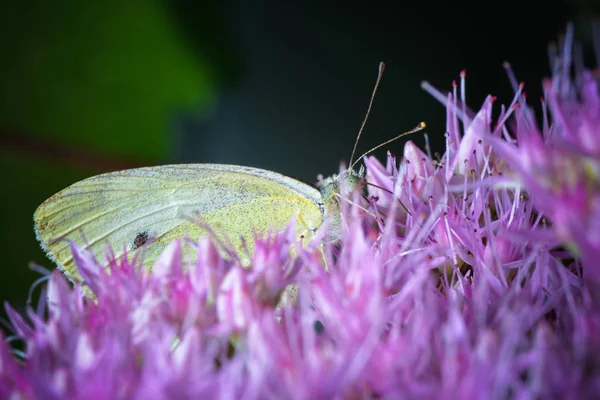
[3,27,600,399]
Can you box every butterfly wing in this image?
[34,164,323,280]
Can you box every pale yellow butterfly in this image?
[34,163,364,276]
[33,62,424,282]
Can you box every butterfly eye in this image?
[318,202,325,215]
[132,231,149,250]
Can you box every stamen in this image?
[460,70,467,122]
[424,133,433,160]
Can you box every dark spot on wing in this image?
[132,231,149,250]
[314,320,325,335]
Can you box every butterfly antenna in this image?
[349,62,386,167]
[350,122,426,170]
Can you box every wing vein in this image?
[60,202,189,266]
[51,191,177,238]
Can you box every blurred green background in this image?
[1,0,596,332]
[1,0,224,326]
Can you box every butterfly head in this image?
[315,166,366,240]
[316,165,365,200]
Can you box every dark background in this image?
[1,0,597,330]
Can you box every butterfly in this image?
[34,163,364,278]
[33,62,424,282]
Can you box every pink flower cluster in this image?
[3,28,600,399]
